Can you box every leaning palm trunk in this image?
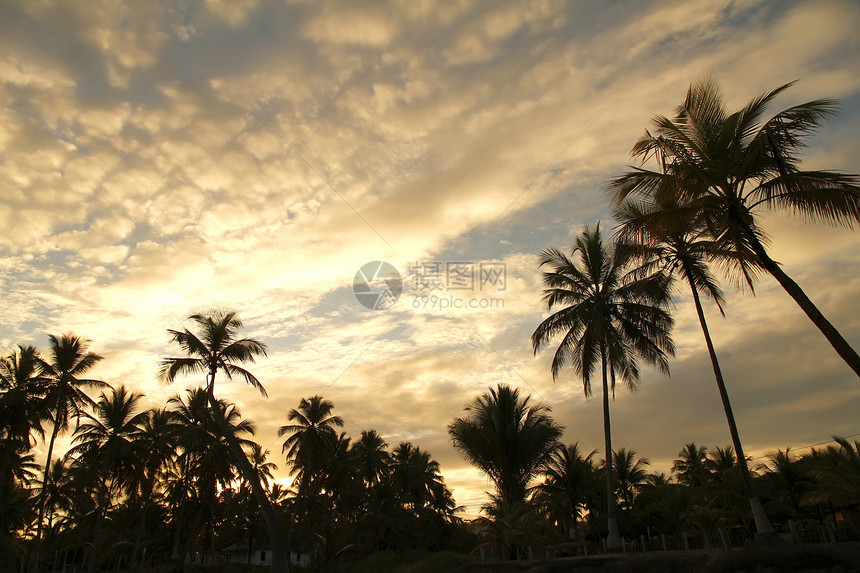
[742,226,860,378]
[29,412,62,573]
[205,371,288,573]
[686,273,775,537]
[600,348,622,551]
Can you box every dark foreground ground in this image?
[453,542,860,573]
[108,543,860,572]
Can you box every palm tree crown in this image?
[278,395,343,495]
[532,224,674,395]
[159,310,268,396]
[609,76,860,376]
[448,384,563,508]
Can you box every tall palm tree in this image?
[159,310,287,573]
[448,384,562,510]
[31,334,107,572]
[531,225,674,550]
[278,395,343,498]
[614,194,775,536]
[609,76,860,377]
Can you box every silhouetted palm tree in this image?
[278,395,343,498]
[759,448,814,522]
[168,388,257,563]
[248,443,277,491]
[67,385,149,571]
[351,430,392,490]
[449,384,562,510]
[159,310,287,573]
[1,345,46,561]
[615,194,775,536]
[673,443,710,488]
[390,442,449,512]
[130,407,177,565]
[610,76,860,377]
[531,225,674,550]
[531,443,599,538]
[31,334,107,571]
[1,345,47,452]
[612,448,650,513]
[804,437,860,507]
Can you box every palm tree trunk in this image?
[205,371,288,573]
[131,496,148,566]
[30,413,62,573]
[601,346,622,551]
[744,228,860,378]
[88,496,106,573]
[686,274,775,537]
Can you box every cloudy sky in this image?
[2,0,859,517]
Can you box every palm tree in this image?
[612,448,650,513]
[321,432,357,516]
[31,333,107,572]
[609,76,860,377]
[448,384,562,510]
[247,443,277,491]
[278,395,343,498]
[1,345,47,452]
[1,345,46,561]
[159,310,288,573]
[804,437,860,507]
[351,430,391,489]
[672,443,710,488]
[614,194,775,536]
[67,385,149,572]
[130,407,177,566]
[531,443,599,538]
[166,388,257,566]
[390,442,449,512]
[531,225,674,550]
[759,448,814,522]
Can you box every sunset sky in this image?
[2,0,859,517]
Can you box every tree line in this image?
[1,315,459,572]
[449,383,860,559]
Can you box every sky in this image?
[1,0,859,518]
